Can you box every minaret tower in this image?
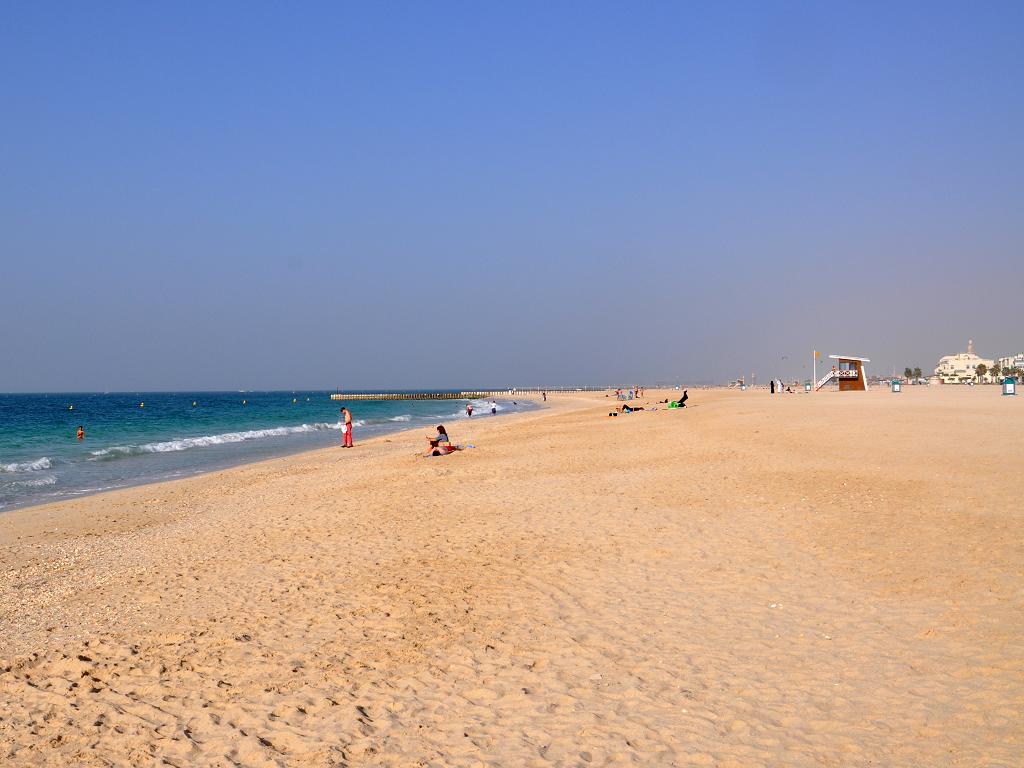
[968,339,974,355]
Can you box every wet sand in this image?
[1,387,1021,766]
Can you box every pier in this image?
[329,388,601,401]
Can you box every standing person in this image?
[466,402,474,418]
[340,407,353,448]
[542,391,547,402]
[490,400,497,415]
[770,379,775,394]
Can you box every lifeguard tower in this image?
[815,355,870,391]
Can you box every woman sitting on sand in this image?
[425,425,453,456]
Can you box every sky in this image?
[2,1,1022,391]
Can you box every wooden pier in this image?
[330,392,486,402]
[329,388,600,401]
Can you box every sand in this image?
[1,387,1021,767]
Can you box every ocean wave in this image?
[0,457,52,472]
[447,403,502,418]
[389,415,412,422]
[89,422,345,459]
[11,475,57,487]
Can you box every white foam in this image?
[0,457,52,472]
[12,475,57,487]
[448,400,503,418]
[389,415,412,422]
[89,422,345,459]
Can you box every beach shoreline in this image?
[2,386,1021,766]
[0,394,545,516]
[0,392,567,542]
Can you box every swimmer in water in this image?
[76,425,85,440]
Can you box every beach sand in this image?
[1,387,1021,766]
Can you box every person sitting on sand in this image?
[425,425,452,456]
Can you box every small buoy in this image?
[242,400,247,405]
[306,397,310,402]
[68,404,74,411]
[293,398,297,404]
[139,402,144,408]
[192,401,197,407]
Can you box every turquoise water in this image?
[0,392,530,511]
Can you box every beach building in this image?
[815,355,870,391]
[934,340,994,384]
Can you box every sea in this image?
[0,392,533,512]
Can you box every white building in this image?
[934,339,995,384]
[997,354,1024,372]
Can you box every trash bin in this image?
[1004,377,1017,396]
[891,379,901,393]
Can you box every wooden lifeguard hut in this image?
[815,354,870,391]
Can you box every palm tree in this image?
[975,363,988,383]
[904,367,913,381]
[913,366,922,382]
[991,362,1002,382]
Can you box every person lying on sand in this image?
[425,425,466,457]
[619,404,645,413]
[422,425,476,456]
[425,425,450,455]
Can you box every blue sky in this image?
[2,2,1022,390]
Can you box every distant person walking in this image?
[340,407,353,448]
[466,402,474,418]
[490,400,497,415]
[770,379,775,394]
[542,392,547,402]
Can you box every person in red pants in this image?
[340,407,354,447]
